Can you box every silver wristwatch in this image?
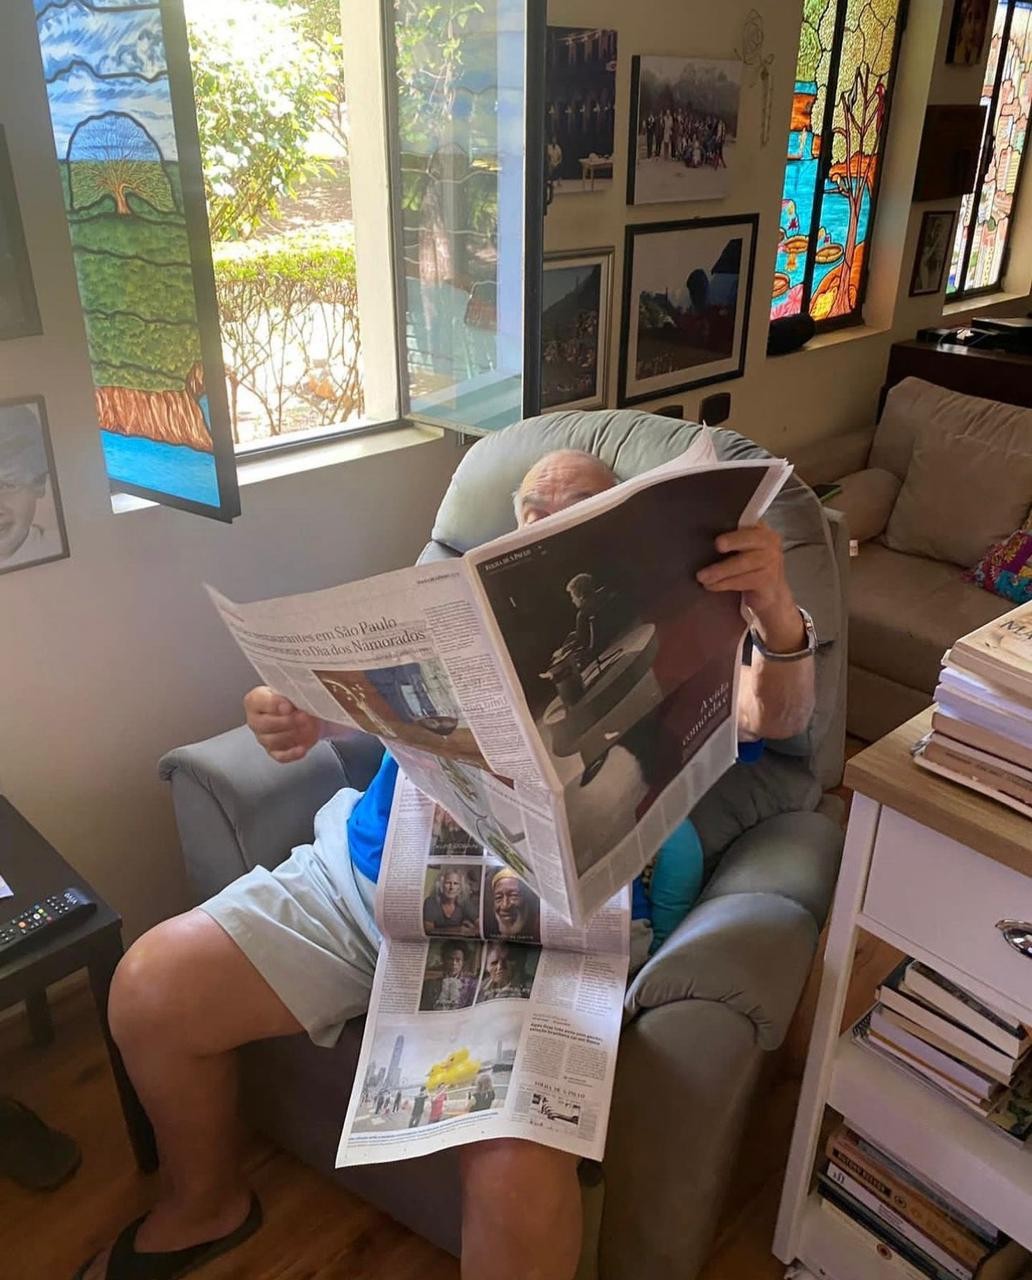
[750,606,818,662]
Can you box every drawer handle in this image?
[996,920,1032,959]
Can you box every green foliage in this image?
[69,160,176,216]
[73,251,196,325]
[69,210,191,262]
[185,0,335,240]
[394,0,485,150]
[213,232,356,294]
[84,312,201,389]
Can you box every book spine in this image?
[827,1133,987,1269]
[818,1196,938,1280]
[824,1165,973,1280]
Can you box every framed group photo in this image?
[0,126,42,342]
[540,248,614,411]
[627,54,742,205]
[0,396,69,576]
[910,209,957,296]
[619,214,758,407]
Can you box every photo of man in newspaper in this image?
[313,659,488,767]
[419,940,482,1011]
[477,466,764,877]
[430,805,484,858]
[352,1007,521,1134]
[484,866,541,945]
[477,941,539,1002]
[422,864,482,937]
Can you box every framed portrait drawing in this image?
[627,55,742,205]
[0,396,69,576]
[619,215,758,407]
[541,248,614,412]
[0,127,42,342]
[946,0,992,65]
[544,27,618,201]
[910,209,958,296]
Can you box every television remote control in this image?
[0,888,97,962]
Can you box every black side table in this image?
[0,796,157,1172]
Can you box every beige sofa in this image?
[793,377,1032,742]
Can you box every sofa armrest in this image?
[826,467,901,543]
[790,427,874,488]
[158,726,381,902]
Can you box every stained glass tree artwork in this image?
[772,0,903,325]
[948,1,1032,298]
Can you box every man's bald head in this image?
[515,449,617,527]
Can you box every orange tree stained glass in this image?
[948,1,1032,298]
[772,0,905,327]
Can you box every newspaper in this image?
[209,441,790,923]
[335,773,630,1165]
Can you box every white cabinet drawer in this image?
[863,807,1032,1016]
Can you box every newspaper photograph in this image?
[336,775,630,1166]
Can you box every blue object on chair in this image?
[649,821,706,952]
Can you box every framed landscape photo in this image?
[627,55,741,205]
[0,396,69,576]
[619,215,758,407]
[946,0,992,65]
[541,248,614,411]
[910,209,957,296]
[0,127,42,342]
[544,27,618,200]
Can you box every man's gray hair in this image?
[512,449,617,520]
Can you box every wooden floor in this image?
[0,926,899,1280]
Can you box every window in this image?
[33,0,543,521]
[772,0,906,328]
[947,0,1032,300]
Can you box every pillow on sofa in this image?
[966,526,1032,603]
[826,467,901,543]
[883,430,1032,567]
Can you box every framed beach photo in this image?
[0,127,42,342]
[619,215,758,406]
[541,248,614,411]
[946,0,992,65]
[910,209,957,296]
[544,27,618,200]
[627,55,742,205]
[0,397,69,576]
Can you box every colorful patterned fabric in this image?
[966,525,1032,603]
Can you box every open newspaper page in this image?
[336,774,630,1166]
[464,455,790,920]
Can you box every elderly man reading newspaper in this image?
[78,448,816,1280]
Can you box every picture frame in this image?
[946,0,992,66]
[0,396,69,576]
[909,209,958,297]
[619,214,758,407]
[541,248,614,412]
[0,126,42,342]
[544,27,618,202]
[626,54,742,206]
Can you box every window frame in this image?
[775,0,908,334]
[947,0,1031,303]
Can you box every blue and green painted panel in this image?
[35,0,238,519]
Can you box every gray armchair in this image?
[159,410,847,1280]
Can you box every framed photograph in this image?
[627,55,741,205]
[910,209,958,296]
[619,214,758,406]
[0,397,69,576]
[544,27,618,199]
[541,248,614,411]
[0,127,42,342]
[946,0,992,65]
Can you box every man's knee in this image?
[460,1138,579,1220]
[109,911,214,1052]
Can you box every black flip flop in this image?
[74,1193,262,1280]
[0,1096,81,1191]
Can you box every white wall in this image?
[545,0,1032,455]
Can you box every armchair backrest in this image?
[420,409,846,797]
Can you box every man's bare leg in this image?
[459,1139,582,1280]
[81,910,302,1279]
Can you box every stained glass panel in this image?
[34,0,238,519]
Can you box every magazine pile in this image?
[210,439,791,1164]
[914,601,1032,819]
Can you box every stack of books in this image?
[818,1122,1030,1279]
[914,601,1032,818]
[853,959,1032,1143]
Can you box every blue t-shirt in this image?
[346,752,399,883]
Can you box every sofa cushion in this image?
[870,377,1032,482]
[884,430,1032,566]
[849,543,1014,693]
[827,467,900,543]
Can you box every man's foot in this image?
[76,1192,260,1280]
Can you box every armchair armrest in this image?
[826,467,901,543]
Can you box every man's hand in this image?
[696,522,805,653]
[244,685,322,764]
